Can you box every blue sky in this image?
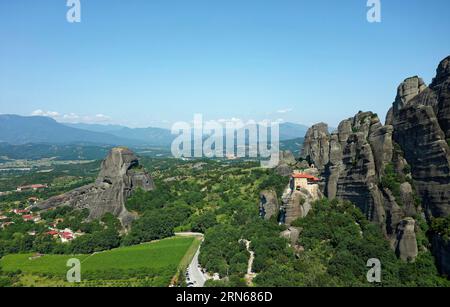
[0,0,449,128]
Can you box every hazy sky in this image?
[1,0,449,128]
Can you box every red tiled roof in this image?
[292,173,320,181]
[47,230,58,235]
[23,215,33,220]
[60,232,73,239]
[31,184,47,189]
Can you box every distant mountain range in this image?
[0,115,138,146]
[66,123,175,147]
[0,114,310,147]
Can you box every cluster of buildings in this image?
[0,207,42,229]
[46,227,84,243]
[0,204,84,243]
[16,184,48,192]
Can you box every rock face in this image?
[38,147,155,228]
[432,235,450,276]
[302,112,413,241]
[280,183,322,225]
[385,57,450,275]
[302,123,330,171]
[259,190,279,220]
[274,150,310,177]
[394,218,419,262]
[387,58,450,219]
[280,227,303,253]
[275,151,298,176]
[301,56,450,270]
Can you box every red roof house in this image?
[22,215,34,221]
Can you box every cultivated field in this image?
[0,236,199,287]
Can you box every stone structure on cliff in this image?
[279,177,322,226]
[38,147,155,228]
[300,56,450,270]
[302,112,415,242]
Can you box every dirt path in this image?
[240,239,257,286]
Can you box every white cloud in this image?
[93,114,111,122]
[276,108,293,114]
[31,109,60,117]
[62,113,80,121]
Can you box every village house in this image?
[16,184,48,192]
[46,227,82,243]
[22,214,41,223]
[59,228,77,243]
[60,231,73,243]
[46,229,59,236]
[22,214,34,222]
[12,208,29,215]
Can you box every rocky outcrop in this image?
[394,218,419,262]
[280,183,322,225]
[301,123,330,171]
[301,56,450,269]
[432,235,450,277]
[385,57,450,274]
[302,113,421,264]
[38,147,155,228]
[259,190,279,220]
[303,112,408,239]
[387,58,450,220]
[275,151,298,176]
[280,227,304,254]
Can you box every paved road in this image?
[187,245,206,287]
[175,232,204,237]
[175,232,206,287]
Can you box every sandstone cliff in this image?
[300,56,450,269]
[386,56,450,274]
[38,147,155,228]
[386,57,450,219]
[280,180,322,226]
[302,112,418,245]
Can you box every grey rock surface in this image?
[301,56,450,270]
[302,123,330,171]
[38,147,155,228]
[395,218,419,262]
[259,190,279,220]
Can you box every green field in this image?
[0,236,199,287]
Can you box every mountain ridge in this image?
[0,115,311,147]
